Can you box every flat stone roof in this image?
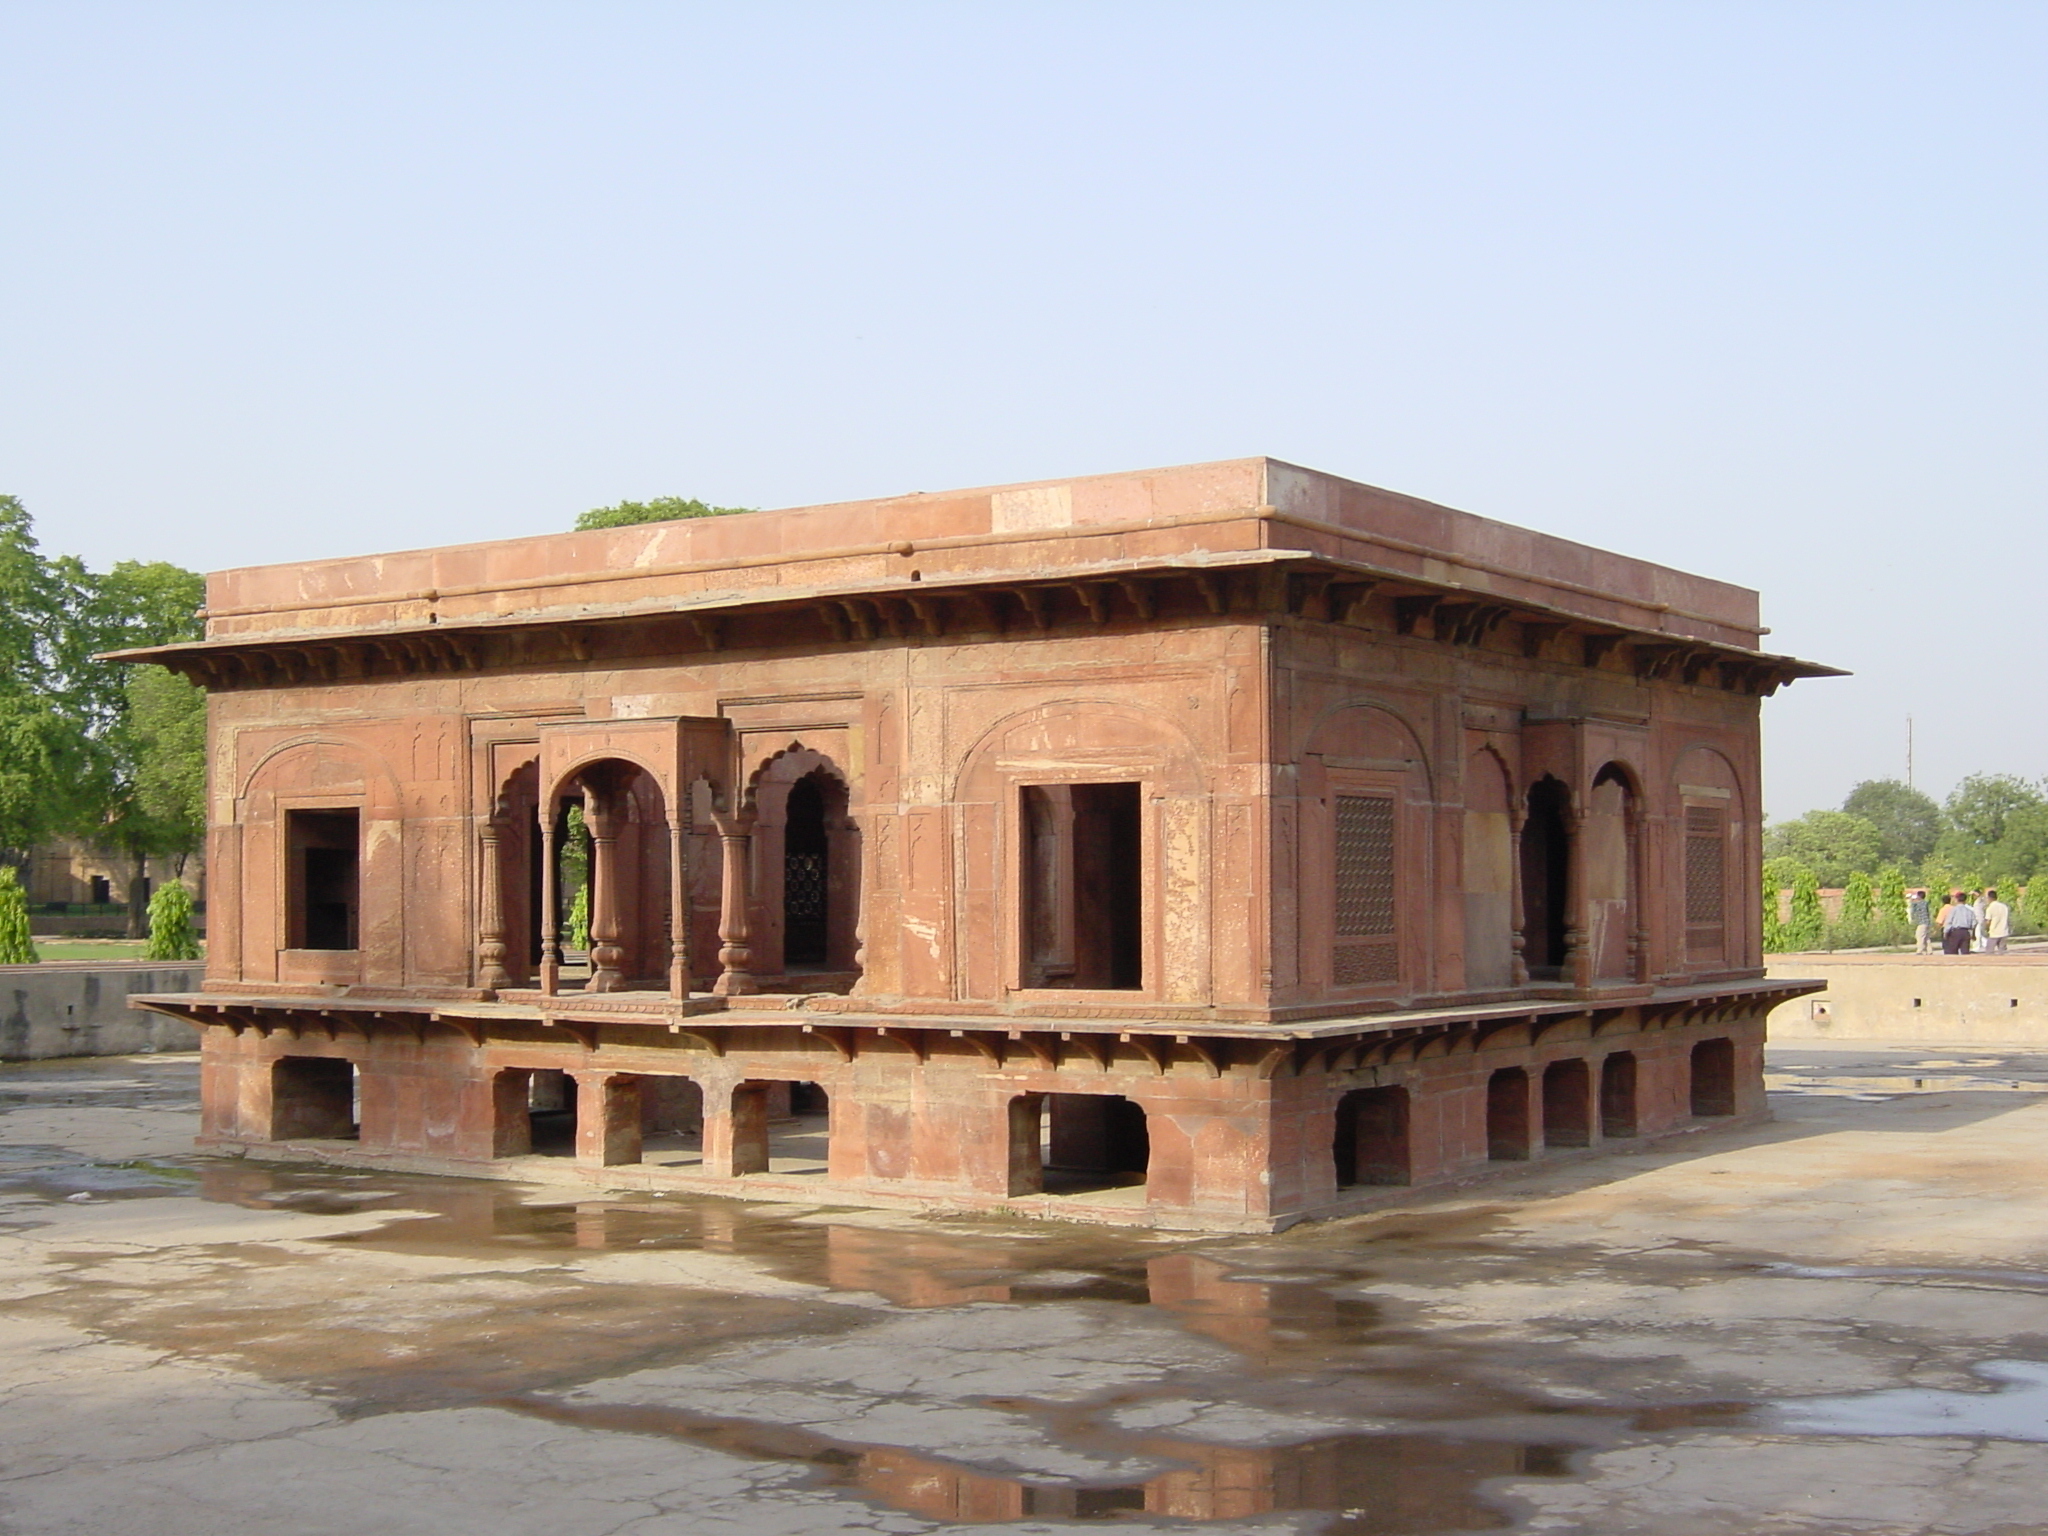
[190,458,1770,650]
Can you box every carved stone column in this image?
[668,815,690,1000]
[585,791,625,993]
[1507,801,1529,986]
[711,809,757,996]
[476,798,511,995]
[1625,796,1649,983]
[573,1072,642,1166]
[1563,800,1591,990]
[537,805,561,996]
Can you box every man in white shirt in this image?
[1983,888,2012,954]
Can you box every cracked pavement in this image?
[2,1044,2048,1533]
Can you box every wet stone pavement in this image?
[4,1047,2048,1534]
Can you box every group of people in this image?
[1907,887,2013,955]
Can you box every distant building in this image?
[24,838,202,932]
[125,459,1832,1231]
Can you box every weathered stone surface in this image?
[4,1047,2048,1534]
[1,963,205,1060]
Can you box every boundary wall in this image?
[2,963,206,1060]
[1766,951,2048,1044]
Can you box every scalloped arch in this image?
[951,698,1206,802]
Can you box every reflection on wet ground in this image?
[7,1050,2048,1532]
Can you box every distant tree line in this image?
[573,496,754,531]
[1763,776,2048,951]
[0,495,206,936]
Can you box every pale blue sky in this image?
[4,3,2042,818]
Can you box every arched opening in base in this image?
[1488,1067,1531,1160]
[1541,1059,1591,1148]
[1334,1085,1412,1188]
[1691,1038,1736,1116]
[1600,1052,1638,1138]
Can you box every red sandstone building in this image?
[124,459,1831,1231]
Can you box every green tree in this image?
[1764,810,1883,887]
[99,664,209,934]
[1944,772,2046,846]
[0,496,95,862]
[0,500,207,900]
[1832,869,1875,948]
[0,865,36,964]
[2024,871,2048,933]
[567,882,591,952]
[1842,779,1943,868]
[1787,864,1825,951]
[1839,869,1874,924]
[142,880,202,961]
[574,496,754,531]
[1877,865,1909,945]
[87,565,208,934]
[1762,858,1791,952]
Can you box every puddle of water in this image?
[1764,1262,2048,1292]
[23,1053,2048,1532]
[505,1393,1580,1528]
[1770,1360,2048,1441]
[1766,1074,2048,1095]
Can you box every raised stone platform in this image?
[1766,947,2048,1044]
[2,962,207,1060]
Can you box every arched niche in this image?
[541,757,672,993]
[478,756,541,988]
[1298,702,1433,998]
[1672,744,1748,970]
[746,744,862,985]
[1520,774,1572,981]
[1462,747,1516,990]
[953,700,1209,1005]
[234,736,404,987]
[1586,760,1643,983]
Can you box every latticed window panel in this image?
[1334,796,1397,937]
[1684,806,1726,957]
[1333,794,1399,987]
[785,852,827,923]
[1333,942,1401,986]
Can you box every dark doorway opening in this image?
[783,774,830,967]
[777,1082,830,1174]
[1334,1085,1411,1188]
[1600,1052,1638,1138]
[1488,1067,1531,1160]
[1541,1059,1592,1148]
[271,1057,357,1140]
[89,875,111,905]
[1022,782,1143,990]
[529,1068,578,1155]
[1041,1093,1149,1194]
[288,809,360,951]
[1691,1037,1736,1116]
[638,1075,704,1168]
[1520,779,1571,981]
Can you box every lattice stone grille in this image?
[1685,806,1726,956]
[1334,796,1397,937]
[1333,942,1401,986]
[1684,809,1725,925]
[785,852,827,923]
[1334,794,1398,987]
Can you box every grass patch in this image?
[24,940,206,963]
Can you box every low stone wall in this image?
[0,962,206,1060]
[1766,949,2048,1044]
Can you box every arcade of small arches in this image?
[271,725,1745,1010]
[462,743,862,1001]
[230,1024,1748,1222]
